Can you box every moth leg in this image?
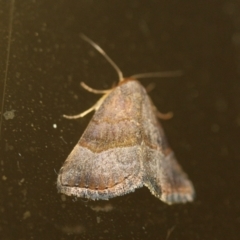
[156,111,173,120]
[63,104,98,119]
[145,82,156,93]
[63,90,110,119]
[147,94,173,120]
[151,104,173,120]
[80,82,111,94]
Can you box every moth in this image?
[57,35,195,205]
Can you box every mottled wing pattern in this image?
[140,84,195,204]
[58,80,194,204]
[57,81,144,200]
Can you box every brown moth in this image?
[57,35,195,205]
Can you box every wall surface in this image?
[0,1,240,239]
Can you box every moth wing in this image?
[141,88,195,204]
[57,81,144,200]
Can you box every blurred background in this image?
[0,0,240,239]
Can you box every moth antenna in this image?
[80,34,124,82]
[130,70,183,80]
